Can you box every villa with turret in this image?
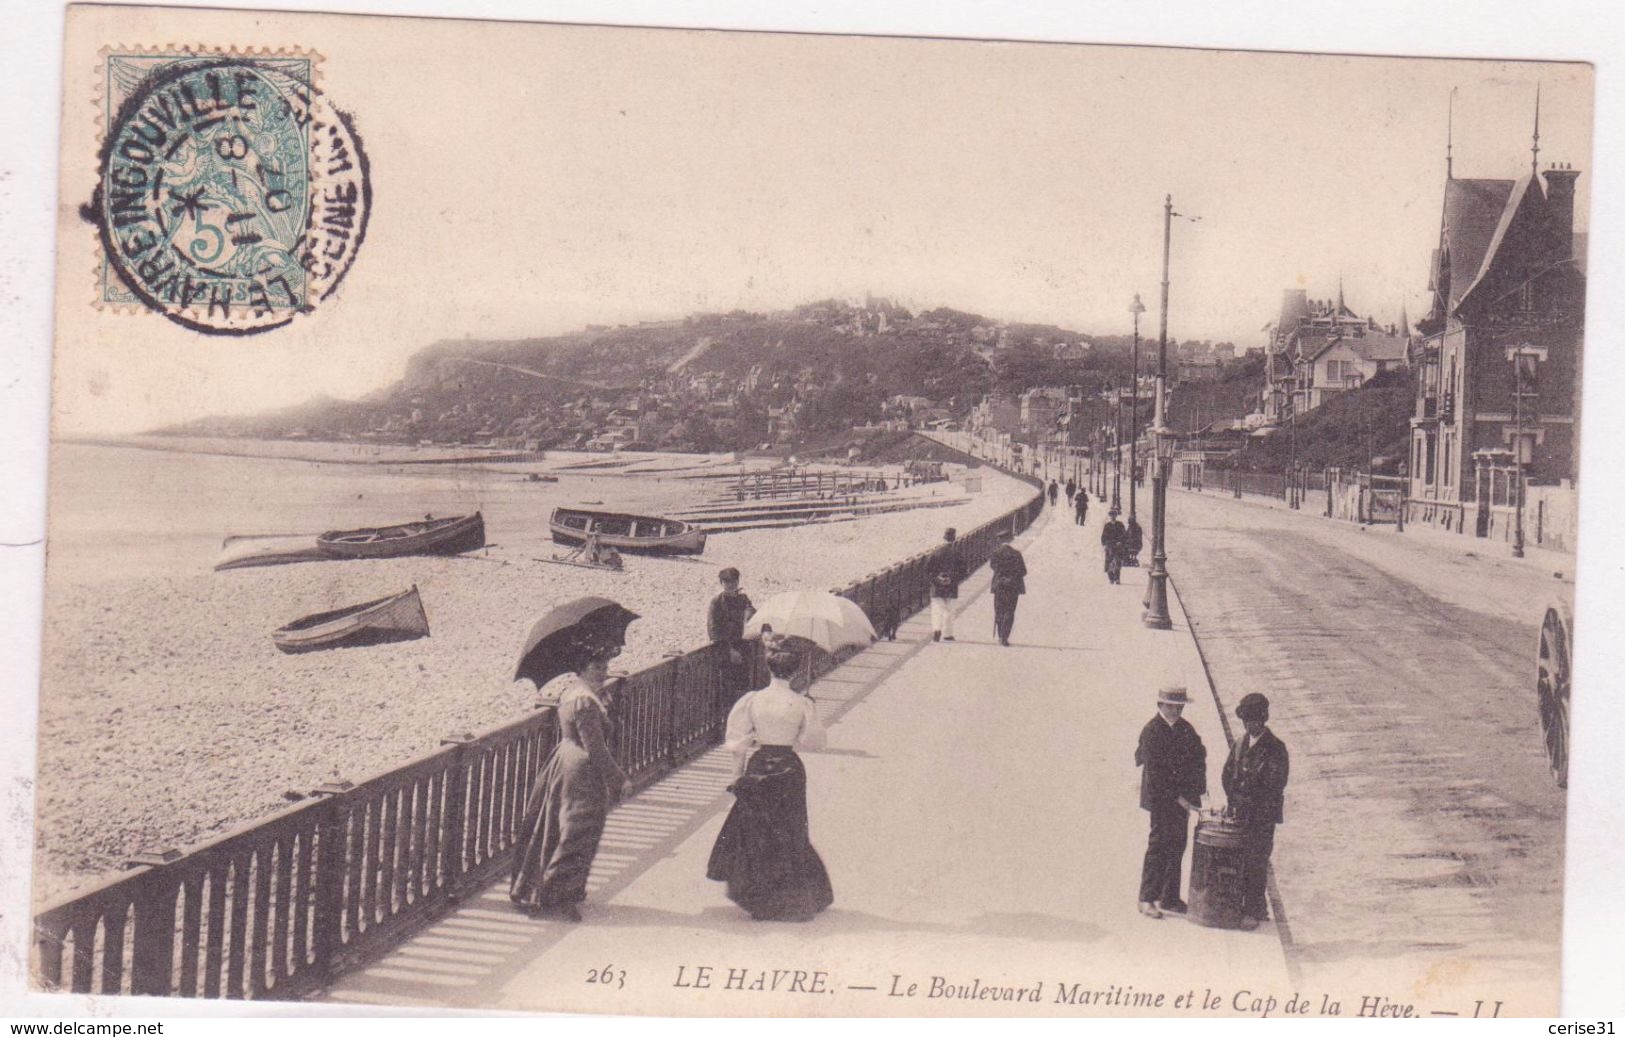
[1406,96,1586,547]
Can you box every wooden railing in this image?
[33,445,1042,1001]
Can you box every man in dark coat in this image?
[926,527,964,642]
[1100,512,1126,582]
[1065,478,1077,503]
[1135,686,1206,918]
[1048,480,1059,506]
[1124,516,1144,565]
[708,567,756,706]
[987,542,1027,646]
[1222,692,1289,929]
[1074,487,1089,526]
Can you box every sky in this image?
[50,8,1593,433]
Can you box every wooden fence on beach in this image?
[731,468,928,500]
[32,443,1043,1002]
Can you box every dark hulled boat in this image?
[316,512,485,560]
[549,507,707,555]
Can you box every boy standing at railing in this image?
[927,528,964,642]
[709,567,757,705]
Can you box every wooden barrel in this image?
[1189,818,1247,929]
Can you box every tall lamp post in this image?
[1281,385,1300,509]
[1145,194,1193,631]
[1510,344,1539,558]
[1110,388,1123,515]
[1356,373,1372,526]
[1292,390,1302,509]
[1096,427,1104,498]
[1093,426,1103,498]
[1099,422,1108,499]
[1129,294,1146,524]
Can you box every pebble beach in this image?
[33,440,1033,903]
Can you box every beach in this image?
[33,440,1032,903]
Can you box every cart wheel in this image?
[1536,605,1571,789]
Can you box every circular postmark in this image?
[91,56,371,335]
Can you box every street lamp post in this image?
[1129,295,1146,524]
[1111,389,1123,516]
[1092,425,1105,500]
[1510,344,1538,558]
[1358,375,1372,526]
[1099,423,1108,499]
[1094,427,1102,498]
[1285,385,1300,509]
[1144,194,1180,630]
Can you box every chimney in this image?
[1542,163,1581,259]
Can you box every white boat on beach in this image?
[213,533,328,571]
[272,586,431,653]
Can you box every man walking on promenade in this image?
[1065,478,1077,504]
[709,567,756,706]
[1222,693,1290,930]
[926,527,964,642]
[988,540,1027,647]
[1074,487,1089,526]
[1135,685,1206,919]
[1048,480,1060,506]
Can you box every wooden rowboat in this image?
[214,533,327,571]
[316,512,485,560]
[549,507,707,555]
[272,586,430,653]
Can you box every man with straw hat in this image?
[1134,685,1207,919]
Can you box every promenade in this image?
[322,501,1293,1016]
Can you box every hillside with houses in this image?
[155,297,1248,456]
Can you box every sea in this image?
[43,440,700,588]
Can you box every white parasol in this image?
[743,590,877,653]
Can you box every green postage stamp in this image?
[92,48,370,335]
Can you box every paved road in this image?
[1166,488,1567,1013]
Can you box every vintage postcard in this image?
[13,2,1606,1018]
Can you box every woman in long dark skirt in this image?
[510,633,631,922]
[707,638,832,921]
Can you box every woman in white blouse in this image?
[705,635,833,921]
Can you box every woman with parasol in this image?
[706,632,834,922]
[510,598,638,922]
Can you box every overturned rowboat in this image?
[316,512,485,560]
[272,586,430,653]
[549,507,707,555]
[214,533,328,571]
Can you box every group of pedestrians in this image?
[1135,685,1289,929]
[993,474,1292,932]
[1048,477,1093,525]
[508,485,1288,937]
[1099,512,1144,583]
[922,525,1026,647]
[510,567,831,925]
